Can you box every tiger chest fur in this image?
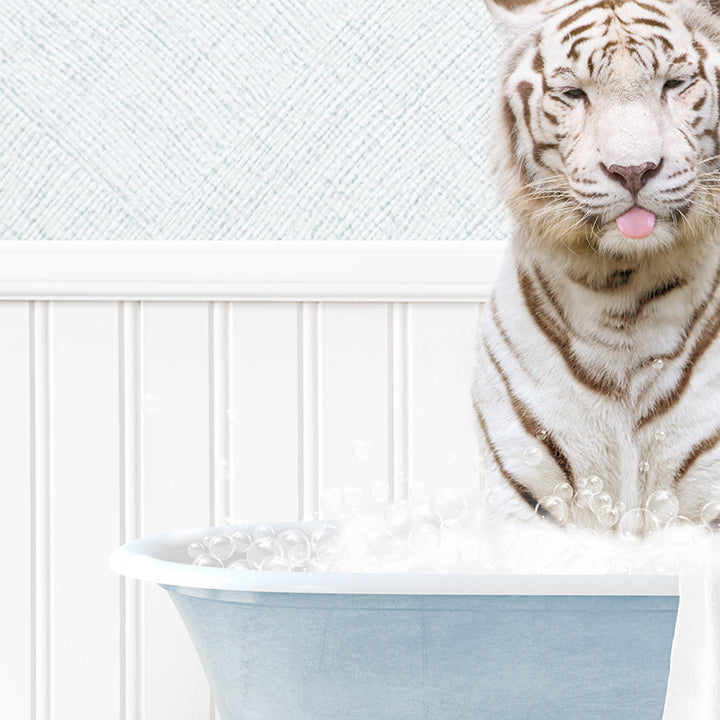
[473,0,720,528]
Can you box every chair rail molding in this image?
[0,240,506,302]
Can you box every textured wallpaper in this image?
[0,0,510,242]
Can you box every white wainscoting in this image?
[0,240,504,720]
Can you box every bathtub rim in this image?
[109,524,680,596]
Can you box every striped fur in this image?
[474,0,720,527]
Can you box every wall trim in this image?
[0,241,506,302]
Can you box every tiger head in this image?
[488,0,720,259]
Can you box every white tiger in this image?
[473,0,720,529]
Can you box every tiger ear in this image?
[484,0,545,30]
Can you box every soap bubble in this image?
[535,495,569,525]
[385,500,411,528]
[665,515,696,545]
[590,492,613,515]
[312,523,342,564]
[617,508,659,542]
[341,525,368,560]
[411,501,440,526]
[639,460,650,474]
[408,522,442,554]
[288,543,312,568]
[655,552,680,574]
[141,393,162,415]
[645,490,679,525]
[274,529,311,559]
[522,447,543,467]
[312,522,341,546]
[409,481,433,504]
[575,527,599,549]
[614,558,636,574]
[193,553,224,567]
[560,553,597,574]
[430,542,462,572]
[493,556,520,574]
[227,559,251,570]
[231,530,252,554]
[361,556,382,573]
[352,439,374,462]
[187,541,205,560]
[342,485,365,511]
[396,471,411,494]
[535,429,548,441]
[574,489,594,509]
[214,459,232,481]
[253,524,276,541]
[652,358,664,370]
[387,536,409,561]
[473,455,486,475]
[320,486,344,516]
[553,482,573,502]
[701,501,720,530]
[585,476,604,494]
[208,533,235,561]
[225,409,242,426]
[455,530,482,566]
[366,527,392,555]
[370,480,390,502]
[259,555,291,571]
[654,430,666,443]
[431,487,468,524]
[596,506,620,529]
[246,538,275,569]
[485,486,505,507]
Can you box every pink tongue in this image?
[616,206,656,239]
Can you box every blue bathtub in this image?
[109,524,679,720]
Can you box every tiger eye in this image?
[562,87,587,100]
[663,78,685,91]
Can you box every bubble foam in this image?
[188,484,720,575]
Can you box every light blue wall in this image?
[0,0,510,242]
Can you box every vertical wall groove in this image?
[119,302,142,720]
[210,302,232,526]
[299,302,322,520]
[406,303,415,489]
[30,301,51,720]
[390,303,411,501]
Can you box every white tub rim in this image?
[109,524,680,596]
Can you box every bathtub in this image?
[109,523,679,720]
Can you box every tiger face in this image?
[491,0,720,259]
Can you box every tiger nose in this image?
[601,160,662,197]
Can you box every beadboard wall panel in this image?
[51,303,121,720]
[321,303,391,506]
[0,302,32,720]
[409,302,483,501]
[140,302,213,720]
[1,241,498,720]
[230,302,301,523]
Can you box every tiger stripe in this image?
[473,400,545,516]
[673,425,720,486]
[638,302,720,427]
[518,269,624,397]
[484,339,577,488]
